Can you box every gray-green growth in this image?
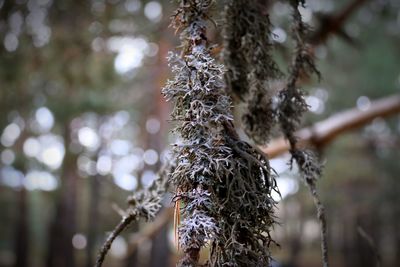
[163,0,277,266]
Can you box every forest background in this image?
[0,0,400,267]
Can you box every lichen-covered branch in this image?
[278,0,320,149]
[163,1,277,266]
[276,1,328,267]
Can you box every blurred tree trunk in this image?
[147,30,171,267]
[341,212,356,267]
[125,22,171,267]
[125,245,139,267]
[149,223,170,267]
[356,213,379,267]
[12,131,29,267]
[46,124,77,267]
[396,212,400,265]
[86,175,101,267]
[13,188,28,267]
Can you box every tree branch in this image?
[262,94,400,157]
[95,212,138,267]
[310,0,368,45]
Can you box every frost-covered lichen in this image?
[223,0,282,144]
[163,1,277,266]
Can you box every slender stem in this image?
[95,213,137,267]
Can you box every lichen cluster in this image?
[163,0,277,266]
[222,0,282,144]
[96,1,328,267]
[95,169,168,267]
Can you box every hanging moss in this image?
[223,0,282,144]
[223,0,328,266]
[276,1,328,266]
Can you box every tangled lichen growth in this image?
[222,0,282,144]
[223,0,328,266]
[163,0,277,266]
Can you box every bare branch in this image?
[310,0,368,45]
[262,94,400,157]
[95,212,138,267]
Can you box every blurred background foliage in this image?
[0,0,399,267]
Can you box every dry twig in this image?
[95,212,138,267]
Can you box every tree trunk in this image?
[86,175,101,267]
[13,188,29,267]
[46,125,77,267]
[149,224,170,267]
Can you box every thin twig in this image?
[95,162,170,267]
[307,181,329,267]
[95,212,138,267]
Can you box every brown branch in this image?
[95,212,138,267]
[310,0,368,45]
[262,94,400,157]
